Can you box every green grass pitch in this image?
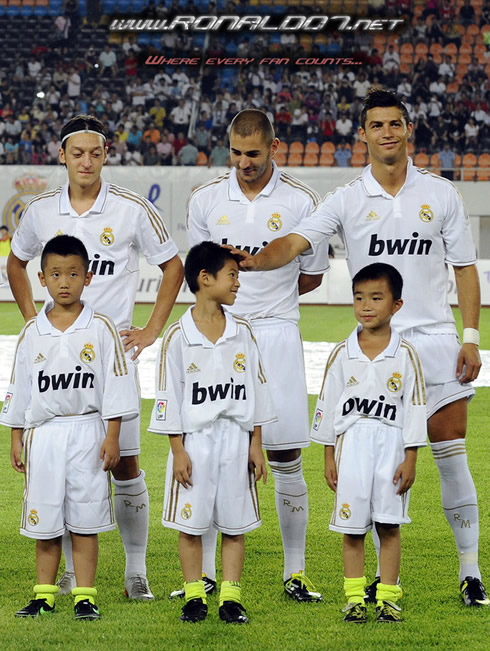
[0,304,488,650]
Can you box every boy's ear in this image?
[84,270,93,287]
[392,297,403,315]
[198,268,210,287]
[38,271,46,287]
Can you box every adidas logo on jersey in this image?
[366,210,380,221]
[34,353,46,364]
[216,215,230,225]
[186,363,200,374]
[192,378,246,404]
[346,376,358,387]
[37,366,95,393]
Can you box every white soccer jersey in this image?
[187,162,329,323]
[294,159,477,333]
[148,307,277,434]
[0,301,139,429]
[11,179,178,330]
[311,327,427,449]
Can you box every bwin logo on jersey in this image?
[100,227,114,246]
[387,372,402,392]
[38,366,95,393]
[368,232,432,256]
[342,394,397,421]
[192,378,246,404]
[233,353,246,373]
[80,343,95,363]
[88,253,115,276]
[221,238,269,256]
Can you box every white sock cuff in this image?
[269,457,304,483]
[430,439,466,460]
[111,469,146,488]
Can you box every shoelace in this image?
[289,572,318,592]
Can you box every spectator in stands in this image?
[27,56,42,80]
[290,107,308,141]
[124,49,139,77]
[208,138,229,167]
[275,105,292,140]
[54,13,71,53]
[427,17,445,46]
[444,21,463,49]
[67,66,81,100]
[112,133,127,159]
[107,145,122,166]
[439,142,457,180]
[5,137,19,163]
[428,95,443,124]
[127,124,143,148]
[84,44,98,77]
[414,112,432,149]
[149,98,166,129]
[429,76,446,97]
[333,141,352,167]
[464,117,479,150]
[431,114,449,149]
[31,143,48,165]
[321,111,336,142]
[143,122,161,145]
[172,131,188,159]
[472,101,490,127]
[422,0,440,21]
[178,138,199,166]
[194,122,211,155]
[170,98,191,129]
[47,133,60,164]
[157,134,173,165]
[448,117,465,152]
[124,143,143,166]
[99,44,118,78]
[142,143,160,166]
[334,112,353,144]
[440,0,455,23]
[382,44,400,77]
[459,0,476,26]
[438,54,455,79]
[5,115,22,141]
[414,16,428,43]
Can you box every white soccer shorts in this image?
[162,419,261,536]
[251,318,310,450]
[329,420,411,535]
[21,414,115,540]
[401,331,475,418]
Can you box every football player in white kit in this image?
[312,263,427,623]
[1,235,139,619]
[234,89,488,607]
[7,115,184,600]
[179,109,328,602]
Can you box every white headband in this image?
[61,129,107,145]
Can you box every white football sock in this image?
[431,439,480,581]
[269,457,308,581]
[201,526,218,583]
[112,470,149,578]
[61,529,74,573]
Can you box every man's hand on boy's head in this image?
[100,437,120,471]
[173,449,193,489]
[393,448,417,495]
[221,244,258,271]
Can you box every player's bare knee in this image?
[375,522,400,539]
[112,455,140,480]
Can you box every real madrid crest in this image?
[100,227,114,246]
[419,204,434,222]
[387,372,402,392]
[233,353,246,373]
[181,503,192,520]
[339,503,351,520]
[28,509,39,526]
[80,343,96,363]
[267,213,282,232]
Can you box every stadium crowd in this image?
[0,0,489,173]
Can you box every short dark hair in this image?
[360,88,410,130]
[230,109,275,147]
[352,263,403,300]
[60,114,107,151]
[41,235,90,273]
[184,241,241,294]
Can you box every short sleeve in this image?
[442,185,477,266]
[133,196,179,266]
[0,323,33,427]
[310,345,345,446]
[186,191,211,249]
[10,201,44,261]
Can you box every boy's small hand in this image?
[100,437,120,471]
[393,455,416,495]
[249,447,267,485]
[173,450,193,489]
[11,439,25,473]
[324,447,337,492]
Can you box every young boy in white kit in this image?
[311,263,427,623]
[148,241,276,624]
[1,235,138,620]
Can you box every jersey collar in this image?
[36,300,94,336]
[59,178,109,216]
[346,325,401,360]
[180,306,238,347]
[228,161,281,202]
[361,157,416,198]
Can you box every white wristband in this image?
[463,328,480,346]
